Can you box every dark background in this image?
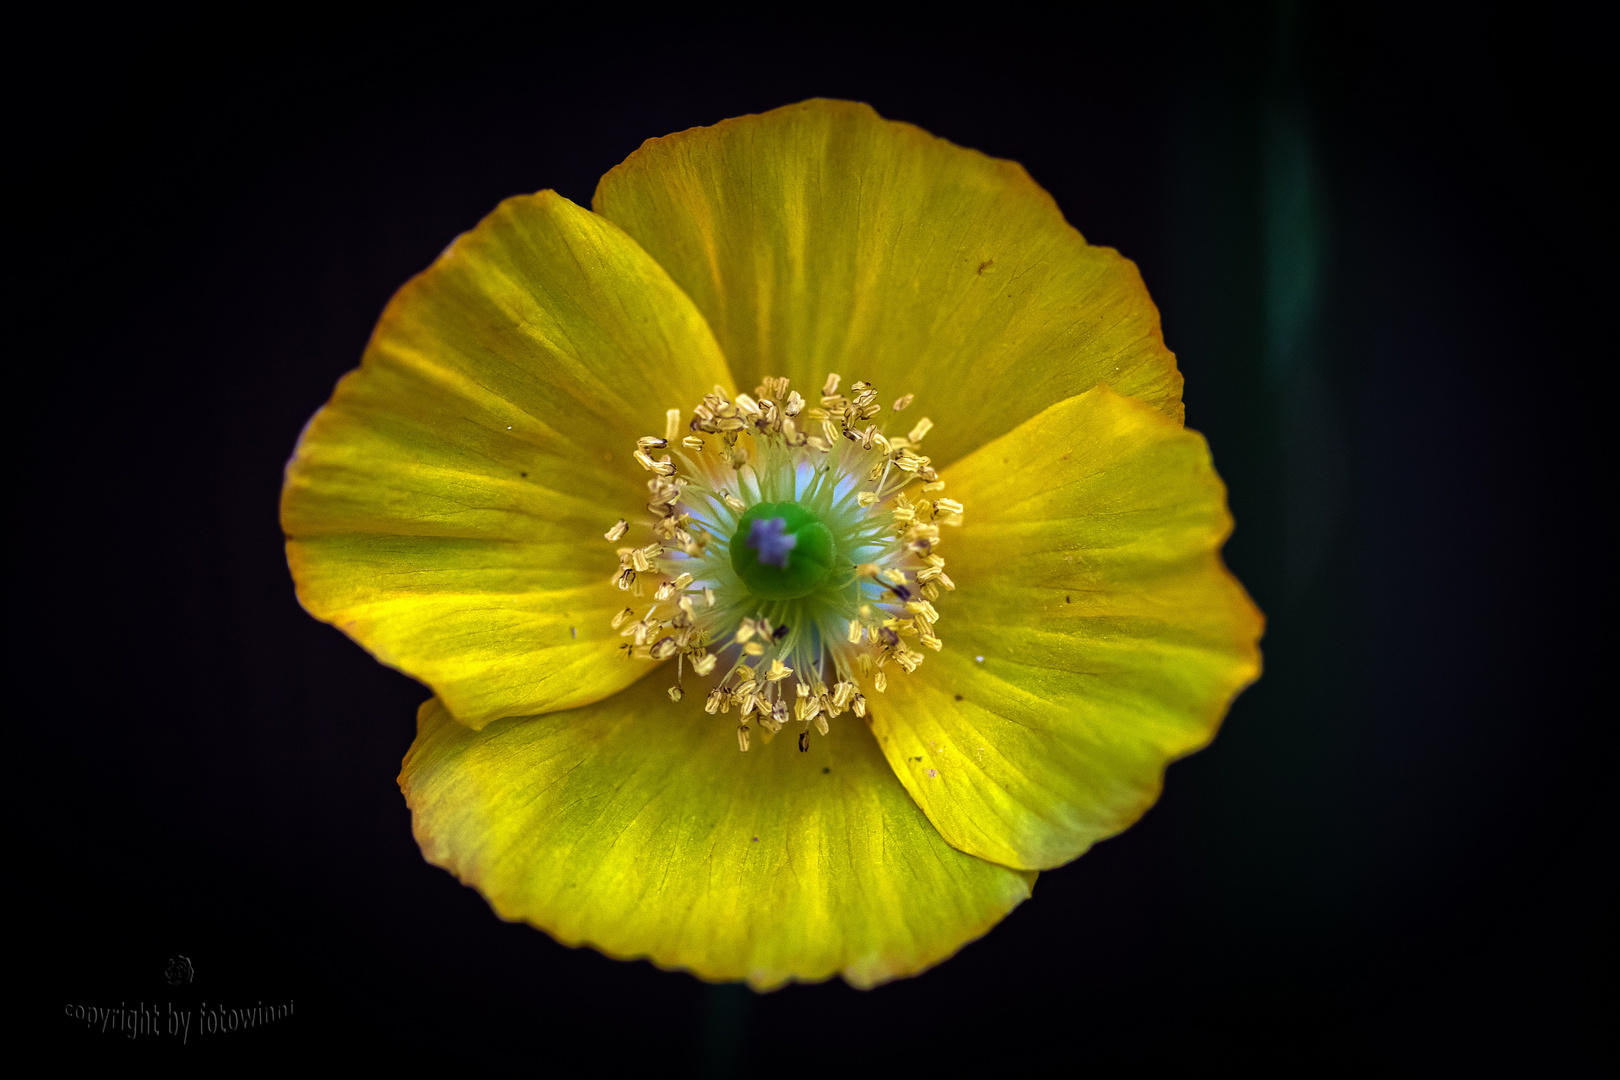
[23,2,1608,1072]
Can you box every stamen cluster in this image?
[604,374,964,752]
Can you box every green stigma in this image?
[730,502,836,600]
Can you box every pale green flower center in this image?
[605,375,963,752]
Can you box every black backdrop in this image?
[24,4,1607,1072]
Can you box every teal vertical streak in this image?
[1263,0,1345,601]
[1262,98,1326,380]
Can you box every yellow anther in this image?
[892,393,914,411]
[766,658,793,682]
[847,619,863,644]
[743,641,766,656]
[874,669,888,693]
[637,436,668,452]
[724,493,747,511]
[604,518,629,542]
[907,417,934,443]
[906,599,940,623]
[682,435,706,450]
[737,726,751,752]
[857,491,879,507]
[667,685,684,702]
[823,373,841,395]
[633,450,677,476]
[665,409,682,441]
[692,653,718,676]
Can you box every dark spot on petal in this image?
[1065,595,1072,603]
[822,766,830,774]
[954,694,963,701]
[520,471,528,477]
[751,836,759,842]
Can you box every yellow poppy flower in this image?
[280,99,1262,990]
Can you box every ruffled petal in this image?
[871,385,1262,870]
[593,98,1182,469]
[400,679,1036,990]
[282,191,733,727]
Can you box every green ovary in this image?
[730,502,837,600]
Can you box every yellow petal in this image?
[282,191,733,727]
[401,679,1035,990]
[872,384,1262,870]
[594,99,1182,468]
